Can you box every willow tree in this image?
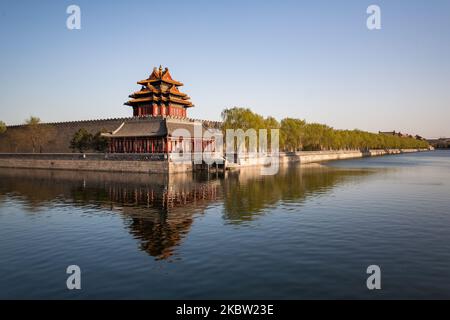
[263,116,280,150]
[70,128,93,153]
[221,108,429,152]
[221,107,266,131]
[0,121,6,134]
[91,130,109,152]
[302,123,336,151]
[24,116,55,153]
[221,107,270,153]
[280,118,305,151]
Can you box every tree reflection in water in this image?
[0,165,374,260]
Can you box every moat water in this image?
[0,151,449,299]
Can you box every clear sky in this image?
[0,0,449,138]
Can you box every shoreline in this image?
[0,149,432,174]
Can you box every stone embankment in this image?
[0,149,430,174]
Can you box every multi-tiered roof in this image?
[125,66,193,118]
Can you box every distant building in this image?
[427,138,450,149]
[415,135,425,141]
[379,131,397,136]
[379,130,421,139]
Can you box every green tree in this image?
[264,116,280,129]
[303,123,333,151]
[221,107,268,152]
[280,118,305,151]
[0,121,6,134]
[70,128,93,153]
[221,108,429,152]
[263,116,280,150]
[91,130,109,152]
[221,107,266,131]
[24,116,55,153]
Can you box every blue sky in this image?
[0,0,449,138]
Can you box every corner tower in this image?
[125,66,194,118]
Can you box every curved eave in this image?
[126,96,193,106]
[124,101,194,108]
[137,79,183,86]
[130,90,188,98]
[102,134,165,138]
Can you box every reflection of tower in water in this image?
[106,176,221,260]
[0,167,374,261]
[0,168,223,261]
[108,179,220,210]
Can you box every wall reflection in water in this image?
[0,165,374,260]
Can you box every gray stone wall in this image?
[0,157,169,174]
[0,116,222,153]
[0,149,427,175]
[0,118,128,153]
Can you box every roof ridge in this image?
[5,115,222,128]
[5,117,133,128]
